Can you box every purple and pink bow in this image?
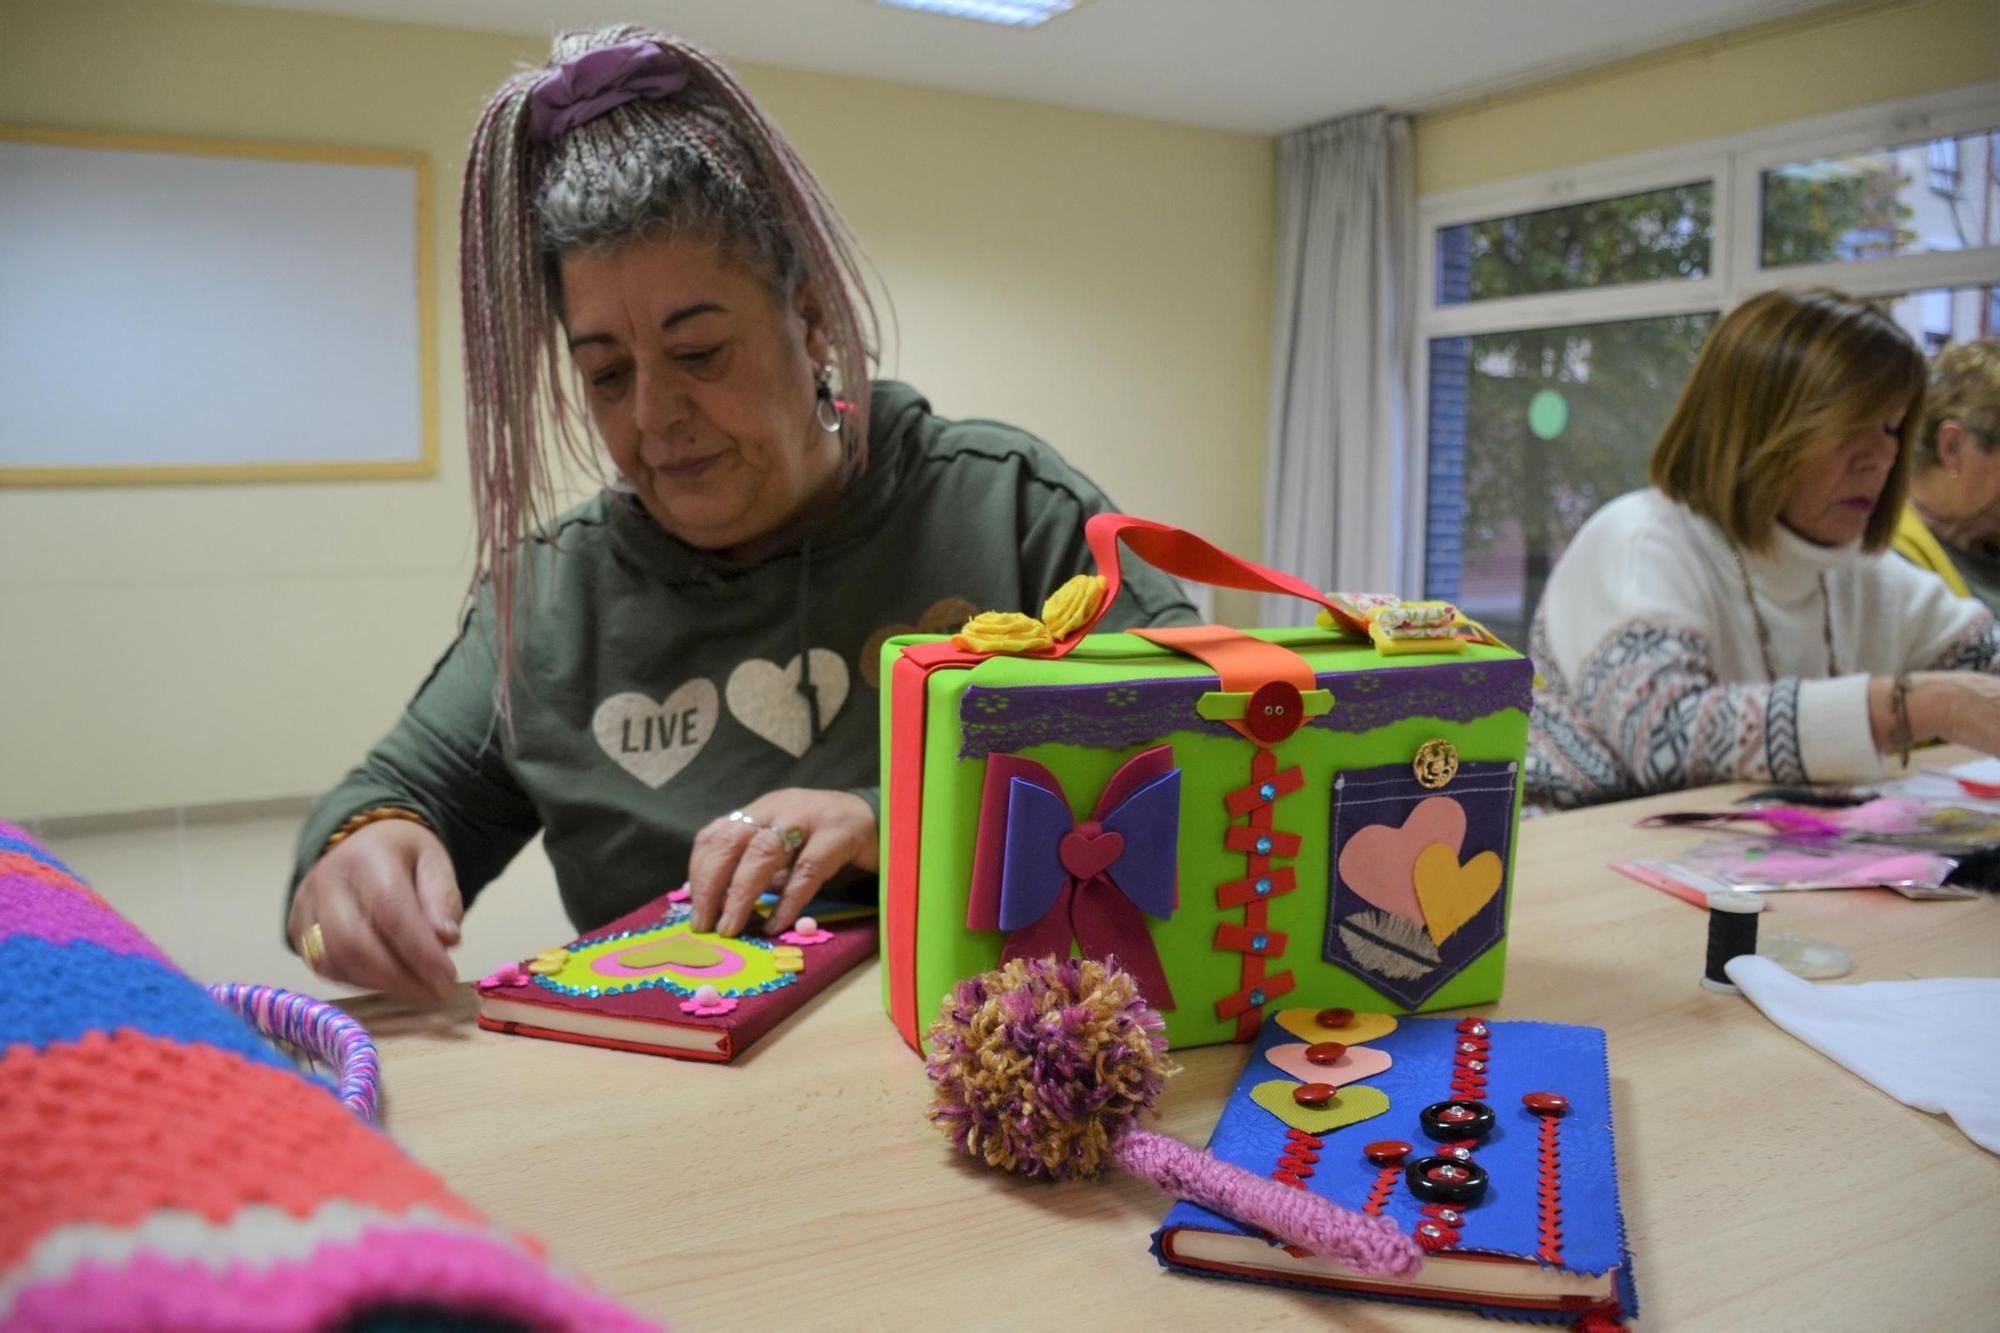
[967,745,1181,1009]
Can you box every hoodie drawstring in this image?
[795,531,825,740]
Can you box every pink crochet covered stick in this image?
[924,954,1422,1278]
[1112,1124,1421,1275]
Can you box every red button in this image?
[1426,1162,1472,1183]
[1246,680,1306,743]
[1363,1139,1411,1165]
[1305,1041,1347,1064]
[1292,1082,1336,1109]
[1523,1091,1570,1115]
[1315,1007,1355,1028]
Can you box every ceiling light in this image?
[875,0,1077,28]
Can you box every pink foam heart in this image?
[1059,822,1125,881]
[1337,796,1467,922]
[1264,1041,1393,1087]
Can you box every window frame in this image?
[1405,79,2000,595]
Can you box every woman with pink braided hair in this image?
[286,27,1196,1003]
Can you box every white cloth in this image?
[1725,954,2000,1155]
[1261,109,1414,621]
[1532,489,1994,800]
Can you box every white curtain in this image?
[1262,110,1415,625]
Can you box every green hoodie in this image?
[290,381,1199,932]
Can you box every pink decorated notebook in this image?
[475,892,877,1063]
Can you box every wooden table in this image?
[355,772,2000,1331]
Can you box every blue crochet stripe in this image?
[0,934,308,1080]
[0,832,78,878]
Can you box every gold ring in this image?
[300,921,327,973]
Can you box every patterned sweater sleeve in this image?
[1564,622,1808,796]
[1925,610,2000,673]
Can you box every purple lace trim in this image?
[957,658,1532,758]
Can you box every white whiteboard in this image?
[0,131,433,484]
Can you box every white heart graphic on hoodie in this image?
[726,650,850,758]
[592,679,719,788]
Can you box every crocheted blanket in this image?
[0,820,658,1332]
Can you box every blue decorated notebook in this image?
[1152,1010,1636,1323]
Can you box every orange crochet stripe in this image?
[0,1030,481,1269]
[0,852,106,906]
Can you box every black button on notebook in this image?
[1405,1155,1490,1204]
[1420,1099,1496,1141]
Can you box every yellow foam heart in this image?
[1249,1080,1391,1135]
[1414,843,1503,945]
[617,935,726,970]
[1273,1008,1398,1045]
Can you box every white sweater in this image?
[1526,488,1998,809]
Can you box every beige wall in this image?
[0,0,1275,819]
[1414,0,2000,196]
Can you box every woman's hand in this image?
[687,788,878,937]
[288,820,464,1005]
[1872,671,2000,759]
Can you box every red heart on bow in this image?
[1059,821,1126,881]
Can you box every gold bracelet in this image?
[323,805,432,853]
[1889,673,1915,769]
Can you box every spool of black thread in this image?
[1701,889,1765,993]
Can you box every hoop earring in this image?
[814,363,842,434]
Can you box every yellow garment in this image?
[1893,504,1971,599]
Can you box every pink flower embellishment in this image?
[679,983,737,1017]
[478,960,530,990]
[779,915,834,946]
[667,883,692,903]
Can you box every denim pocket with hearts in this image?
[1323,760,1518,1006]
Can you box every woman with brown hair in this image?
[282,28,1195,1001]
[1527,288,2000,810]
[1894,339,2000,613]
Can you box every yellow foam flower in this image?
[1039,574,1108,641]
[951,610,1053,654]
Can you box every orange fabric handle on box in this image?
[1051,514,1366,658]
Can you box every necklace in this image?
[1728,543,1837,681]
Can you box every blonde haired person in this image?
[1894,339,2000,613]
[285,29,1195,1002]
[1527,288,2000,810]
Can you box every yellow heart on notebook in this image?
[1414,843,1503,945]
[1272,1008,1398,1045]
[617,935,726,971]
[1250,1080,1390,1134]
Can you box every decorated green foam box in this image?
[881,517,1532,1052]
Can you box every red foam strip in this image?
[1215,867,1298,909]
[1224,825,1303,856]
[1223,766,1306,817]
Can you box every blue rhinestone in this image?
[1252,933,1268,950]
[1255,877,1273,896]
[1259,782,1278,801]
[1255,836,1274,855]
[1249,988,1267,1007]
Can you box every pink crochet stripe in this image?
[1112,1124,1421,1277]
[0,873,175,966]
[8,1225,663,1333]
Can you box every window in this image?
[1435,183,1711,305]
[1761,127,2000,266]
[1425,313,1716,649]
[1413,86,2000,641]
[1929,137,1961,195]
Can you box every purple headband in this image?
[528,39,689,144]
